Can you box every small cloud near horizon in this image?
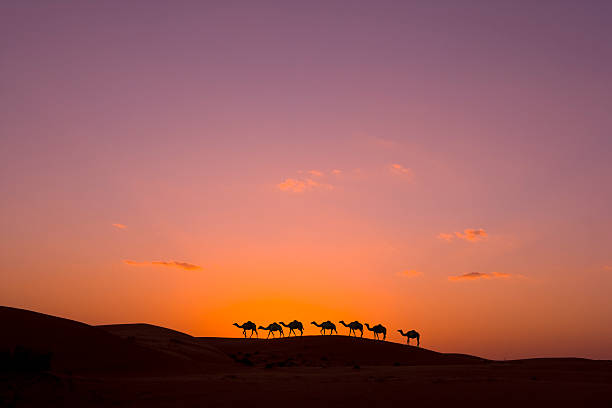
[112,223,127,229]
[389,163,413,178]
[449,272,512,281]
[123,260,202,270]
[439,228,487,242]
[308,170,324,177]
[437,233,454,242]
[398,270,423,278]
[277,176,333,193]
[456,228,487,242]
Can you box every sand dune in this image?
[99,324,231,365]
[199,335,485,367]
[98,322,484,368]
[0,307,216,375]
[2,307,611,407]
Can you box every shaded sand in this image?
[2,306,611,407]
[99,324,231,366]
[197,335,485,367]
[0,307,223,375]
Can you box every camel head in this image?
[258,325,266,330]
[311,321,319,326]
[365,323,372,330]
[397,329,403,335]
[233,323,241,328]
[339,320,346,325]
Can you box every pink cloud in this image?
[439,228,488,242]
[398,270,423,278]
[112,223,127,229]
[277,176,333,193]
[455,228,488,242]
[449,272,512,281]
[277,178,308,193]
[389,163,413,178]
[437,233,454,242]
[123,260,202,270]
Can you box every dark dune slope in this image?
[0,306,213,375]
[199,335,487,367]
[99,323,231,364]
[100,325,486,368]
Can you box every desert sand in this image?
[2,306,611,407]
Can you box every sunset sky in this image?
[1,1,611,360]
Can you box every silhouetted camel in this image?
[365,323,386,340]
[258,323,284,338]
[311,321,337,335]
[339,320,363,337]
[279,320,303,336]
[233,321,258,338]
[398,329,420,346]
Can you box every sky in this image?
[1,1,611,360]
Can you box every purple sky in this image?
[1,1,612,359]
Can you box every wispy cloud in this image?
[604,265,612,271]
[308,170,324,177]
[151,261,201,270]
[331,169,342,175]
[277,174,333,193]
[437,233,454,242]
[449,272,512,281]
[455,228,487,242]
[123,260,202,270]
[112,223,127,229]
[397,270,423,278]
[389,163,413,178]
[438,228,487,242]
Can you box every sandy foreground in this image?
[2,306,611,407]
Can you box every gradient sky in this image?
[2,1,611,360]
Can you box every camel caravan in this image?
[233,320,420,346]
